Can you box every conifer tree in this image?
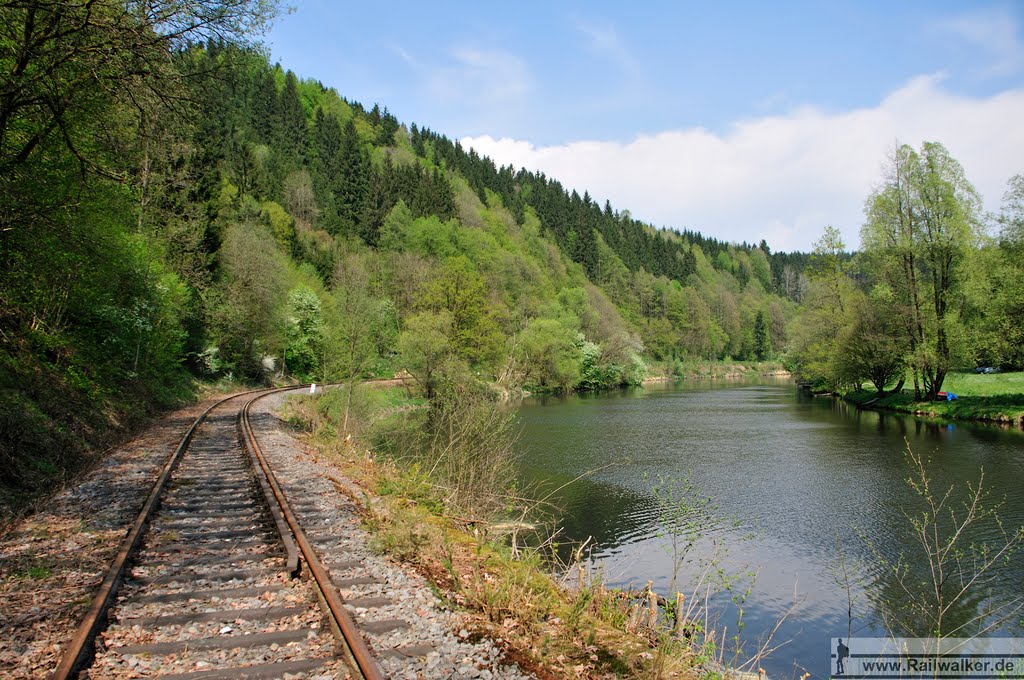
[359,157,398,246]
[276,71,309,166]
[377,108,400,146]
[753,311,771,360]
[432,168,457,220]
[335,119,369,234]
[251,66,279,142]
[312,108,342,229]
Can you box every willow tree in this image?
[861,142,983,400]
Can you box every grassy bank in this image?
[0,373,262,526]
[844,371,1024,427]
[281,384,745,679]
[0,356,203,523]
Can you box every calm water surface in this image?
[514,378,1024,678]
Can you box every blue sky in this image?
[266,1,1024,251]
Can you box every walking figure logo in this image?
[836,639,849,676]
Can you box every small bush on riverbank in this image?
[409,372,522,520]
[851,443,1024,638]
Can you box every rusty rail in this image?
[241,389,386,680]
[53,382,386,680]
[237,391,300,577]
[51,388,266,680]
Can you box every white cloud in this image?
[400,46,531,109]
[389,44,420,70]
[442,47,532,104]
[463,75,1024,252]
[569,18,649,115]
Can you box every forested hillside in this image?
[6,2,1020,517]
[1,3,811,513]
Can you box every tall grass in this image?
[379,370,523,521]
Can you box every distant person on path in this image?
[837,639,849,675]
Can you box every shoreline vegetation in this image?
[643,361,790,384]
[281,380,773,679]
[833,371,1024,429]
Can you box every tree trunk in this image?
[341,380,355,437]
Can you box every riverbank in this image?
[282,386,714,679]
[644,360,789,383]
[843,371,1024,428]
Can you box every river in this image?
[514,377,1024,678]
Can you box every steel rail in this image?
[236,390,301,577]
[241,389,386,680]
[51,387,268,680]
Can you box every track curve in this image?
[52,386,384,679]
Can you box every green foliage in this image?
[786,227,862,390]
[861,142,984,399]
[284,285,324,380]
[210,222,288,380]
[577,339,647,390]
[325,254,389,382]
[261,200,296,252]
[961,177,1024,370]
[0,0,284,512]
[415,363,522,519]
[418,256,503,365]
[518,318,582,392]
[752,311,771,361]
[834,291,908,393]
[398,312,453,399]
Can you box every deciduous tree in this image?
[212,221,287,379]
[862,142,983,399]
[398,311,452,400]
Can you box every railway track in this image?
[53,387,385,679]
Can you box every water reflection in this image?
[514,379,1024,678]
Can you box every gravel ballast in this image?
[250,391,534,679]
[0,389,537,678]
